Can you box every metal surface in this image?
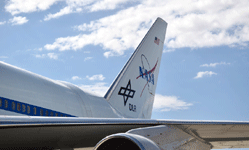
[0,116,249,149]
[175,124,249,149]
[128,125,211,150]
[94,133,162,150]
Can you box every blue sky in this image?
[0,0,249,149]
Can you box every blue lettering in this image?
[145,69,148,81]
[148,72,151,82]
[138,66,155,85]
[152,74,154,85]
[139,66,143,78]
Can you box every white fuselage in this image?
[0,61,122,118]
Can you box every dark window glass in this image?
[55,113,58,116]
[17,103,21,111]
[33,107,37,115]
[22,104,26,113]
[0,99,2,107]
[45,110,48,116]
[12,102,15,110]
[40,109,43,116]
[5,100,8,108]
[27,105,30,114]
[50,111,53,116]
[60,114,63,117]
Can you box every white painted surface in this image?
[0,61,121,118]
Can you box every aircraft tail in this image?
[104,18,167,119]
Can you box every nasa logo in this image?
[138,66,155,85]
[136,54,158,97]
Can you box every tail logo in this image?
[136,54,158,97]
[118,80,136,106]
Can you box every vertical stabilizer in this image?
[104,18,167,119]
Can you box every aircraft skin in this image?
[0,18,249,150]
[0,61,122,118]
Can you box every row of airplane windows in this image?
[0,98,73,117]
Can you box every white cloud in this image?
[153,94,193,112]
[84,57,93,61]
[44,0,249,57]
[79,82,109,96]
[0,56,8,59]
[44,14,149,57]
[5,0,58,15]
[194,71,217,79]
[89,0,134,12]
[0,21,6,25]
[72,76,82,80]
[5,0,135,21]
[163,49,175,53]
[200,62,231,67]
[33,47,43,51]
[86,74,105,81]
[44,6,72,21]
[35,54,46,58]
[47,53,59,60]
[42,1,85,21]
[9,16,28,25]
[35,53,59,60]
[43,0,133,21]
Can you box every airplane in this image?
[0,17,249,150]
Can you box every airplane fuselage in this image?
[0,61,122,118]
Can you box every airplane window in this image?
[33,107,37,115]
[17,103,21,111]
[22,104,26,113]
[40,109,43,116]
[5,100,8,108]
[60,114,63,117]
[50,111,53,116]
[27,105,30,114]
[55,113,58,116]
[12,102,15,110]
[0,99,2,107]
[45,110,48,116]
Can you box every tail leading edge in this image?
[104,18,167,119]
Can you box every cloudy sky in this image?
[0,0,249,149]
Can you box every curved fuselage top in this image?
[0,61,122,118]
